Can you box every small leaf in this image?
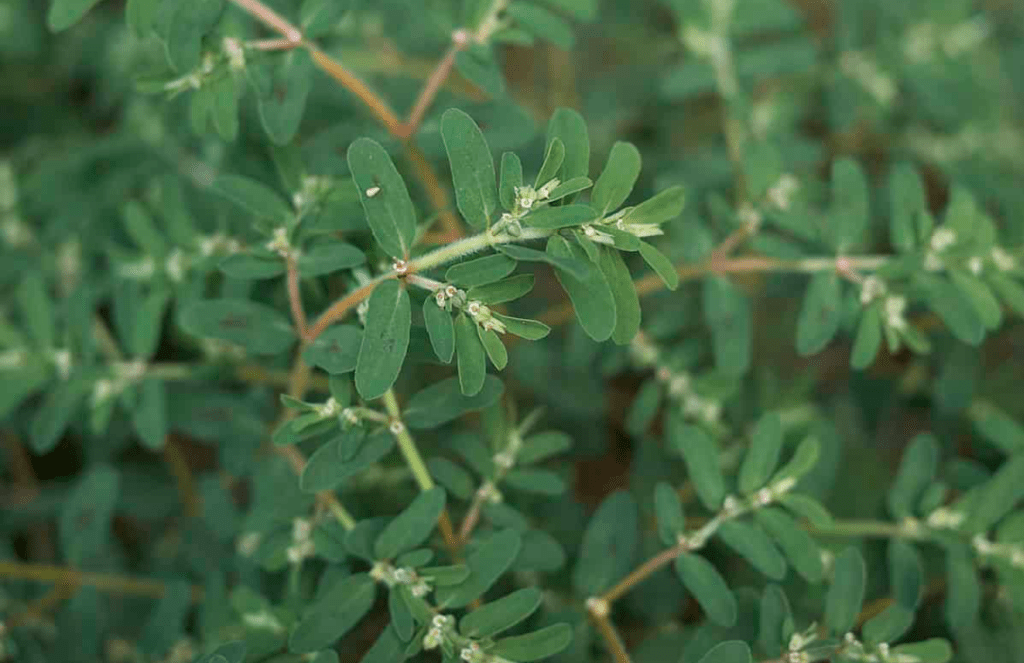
[494,314,551,340]
[289,574,376,653]
[219,253,286,279]
[572,491,638,596]
[478,327,509,369]
[796,273,843,356]
[300,431,394,493]
[374,488,447,559]
[738,412,784,494]
[754,508,824,583]
[297,242,366,277]
[348,138,418,259]
[303,325,362,374]
[546,108,589,183]
[504,469,565,495]
[770,436,821,486]
[132,379,168,450]
[423,298,455,363]
[403,376,504,429]
[638,241,679,290]
[507,3,574,49]
[654,481,686,546]
[517,431,572,464]
[829,158,869,249]
[668,418,725,511]
[497,243,591,280]
[436,529,522,608]
[825,547,866,635]
[490,623,573,662]
[300,0,349,38]
[548,235,617,341]
[523,204,598,229]
[592,142,641,215]
[60,465,120,564]
[891,640,953,663]
[17,273,55,348]
[598,246,641,345]
[355,280,411,400]
[675,553,737,628]
[254,49,313,144]
[388,588,414,641]
[889,163,926,252]
[446,254,517,288]
[456,46,506,98]
[945,546,980,630]
[704,276,751,375]
[623,186,686,225]
[863,604,913,645]
[889,540,924,609]
[851,304,883,369]
[209,174,292,222]
[968,452,1024,531]
[759,586,793,658]
[535,138,566,188]
[47,0,104,31]
[500,152,524,211]
[717,520,787,580]
[887,434,939,521]
[428,458,475,499]
[442,108,499,229]
[179,299,295,354]
[459,588,542,638]
[923,276,985,346]
[696,641,752,663]
[456,314,488,396]
[468,274,535,305]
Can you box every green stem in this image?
[809,519,928,540]
[382,389,434,491]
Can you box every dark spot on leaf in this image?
[220,314,250,330]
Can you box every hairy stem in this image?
[286,257,308,338]
[0,559,204,602]
[589,608,633,663]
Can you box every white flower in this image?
[968,256,984,275]
[860,276,886,305]
[222,37,246,70]
[265,227,291,257]
[165,249,186,282]
[884,296,908,331]
[930,227,957,252]
[991,247,1016,272]
[767,174,800,212]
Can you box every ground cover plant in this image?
[3,0,1024,662]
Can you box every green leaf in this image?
[950,270,1002,330]
[548,235,617,341]
[759,586,792,658]
[300,431,394,493]
[507,3,574,50]
[403,375,504,429]
[851,304,883,369]
[289,574,376,653]
[704,276,751,375]
[777,494,832,528]
[970,453,1024,533]
[535,138,566,188]
[523,204,598,229]
[437,529,522,608]
[0,360,50,420]
[164,0,222,72]
[696,641,752,663]
[572,491,638,596]
[969,401,1024,455]
[891,640,953,663]
[547,176,593,201]
[638,241,680,290]
[675,553,737,628]
[122,201,167,255]
[355,280,411,400]
[459,588,542,638]
[889,163,926,252]
[668,418,725,511]
[478,327,509,369]
[518,431,572,464]
[889,540,924,609]
[455,314,488,396]
[497,243,591,280]
[298,242,366,277]
[625,379,662,435]
[887,433,938,520]
[546,108,590,183]
[500,152,524,211]
[923,277,985,346]
[442,108,498,229]
[754,508,824,583]
[30,378,88,454]
[140,580,192,659]
[468,274,535,305]
[447,254,517,288]
[829,158,869,250]
[863,604,913,645]
[17,273,55,348]
[717,520,787,580]
[598,246,641,345]
[428,458,475,499]
[490,623,573,662]
[47,0,104,31]
[796,273,843,356]
[493,313,551,340]
[59,465,120,564]
[302,325,362,374]
[541,0,597,20]
[825,547,866,635]
[126,0,161,35]
[592,141,641,215]
[504,469,565,495]
[654,481,686,546]
[738,412,784,494]
[770,436,821,486]
[300,0,348,38]
[388,587,414,641]
[359,625,405,663]
[132,379,168,450]
[945,546,980,630]
[423,298,455,363]
[209,174,292,223]
[348,138,418,259]
[179,299,296,354]
[623,186,686,225]
[210,74,239,142]
[374,488,447,559]
[456,46,506,98]
[219,253,286,280]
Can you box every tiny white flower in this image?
[467,301,481,316]
[756,488,773,506]
[586,597,610,617]
[222,37,246,70]
[860,276,886,305]
[392,259,409,275]
[968,256,984,275]
[884,296,908,331]
[389,420,406,436]
[991,247,1016,272]
[930,227,957,252]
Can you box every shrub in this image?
[3,1,1024,662]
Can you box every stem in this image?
[227,0,302,43]
[286,257,308,338]
[809,519,928,540]
[382,389,461,556]
[402,34,470,137]
[307,227,553,341]
[307,46,405,136]
[279,445,357,530]
[403,140,462,240]
[0,559,204,602]
[589,608,633,663]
